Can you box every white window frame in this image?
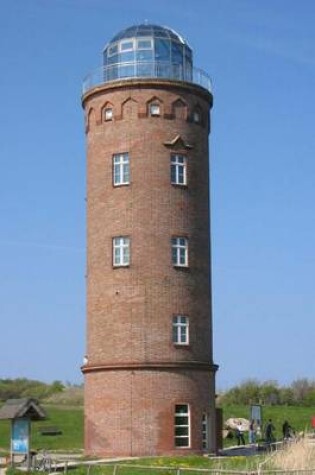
[149,103,160,116]
[104,108,113,121]
[113,236,130,267]
[119,39,135,52]
[171,237,188,267]
[174,404,190,448]
[113,153,130,186]
[137,38,153,50]
[171,154,187,185]
[172,316,189,345]
[202,413,208,450]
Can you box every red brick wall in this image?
[84,369,215,456]
[82,79,217,456]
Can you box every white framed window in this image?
[120,39,134,52]
[137,38,153,50]
[108,43,118,57]
[171,237,188,267]
[149,103,160,116]
[202,413,208,449]
[104,108,113,121]
[113,236,130,267]
[171,154,187,185]
[172,316,189,345]
[113,153,130,186]
[174,404,190,448]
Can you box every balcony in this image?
[82,62,212,94]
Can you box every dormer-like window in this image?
[193,110,201,123]
[104,108,113,121]
[150,103,160,116]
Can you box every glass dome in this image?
[102,23,193,82]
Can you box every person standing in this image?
[265,419,275,444]
[282,420,292,439]
[248,419,256,444]
[236,422,245,445]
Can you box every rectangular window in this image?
[113,237,130,267]
[171,237,188,267]
[172,316,189,345]
[174,404,190,448]
[149,103,160,116]
[202,413,208,450]
[120,40,134,52]
[171,154,187,185]
[113,153,130,186]
[108,43,118,57]
[193,110,201,123]
[104,108,113,121]
[137,38,153,50]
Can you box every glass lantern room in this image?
[102,24,193,82]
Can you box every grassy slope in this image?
[0,405,83,453]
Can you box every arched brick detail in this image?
[146,95,164,117]
[172,98,188,120]
[100,101,114,122]
[191,104,203,125]
[121,97,138,120]
[86,107,96,133]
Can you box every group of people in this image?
[235,419,294,446]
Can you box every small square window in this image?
[104,108,113,121]
[193,111,201,123]
[150,103,160,116]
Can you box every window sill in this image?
[171,183,188,188]
[173,265,189,271]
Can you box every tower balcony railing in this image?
[82,62,212,94]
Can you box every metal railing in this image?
[82,62,212,94]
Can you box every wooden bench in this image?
[39,426,62,436]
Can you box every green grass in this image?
[1,403,314,457]
[6,455,265,475]
[0,405,84,454]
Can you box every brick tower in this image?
[81,24,218,456]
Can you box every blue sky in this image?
[0,0,314,390]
